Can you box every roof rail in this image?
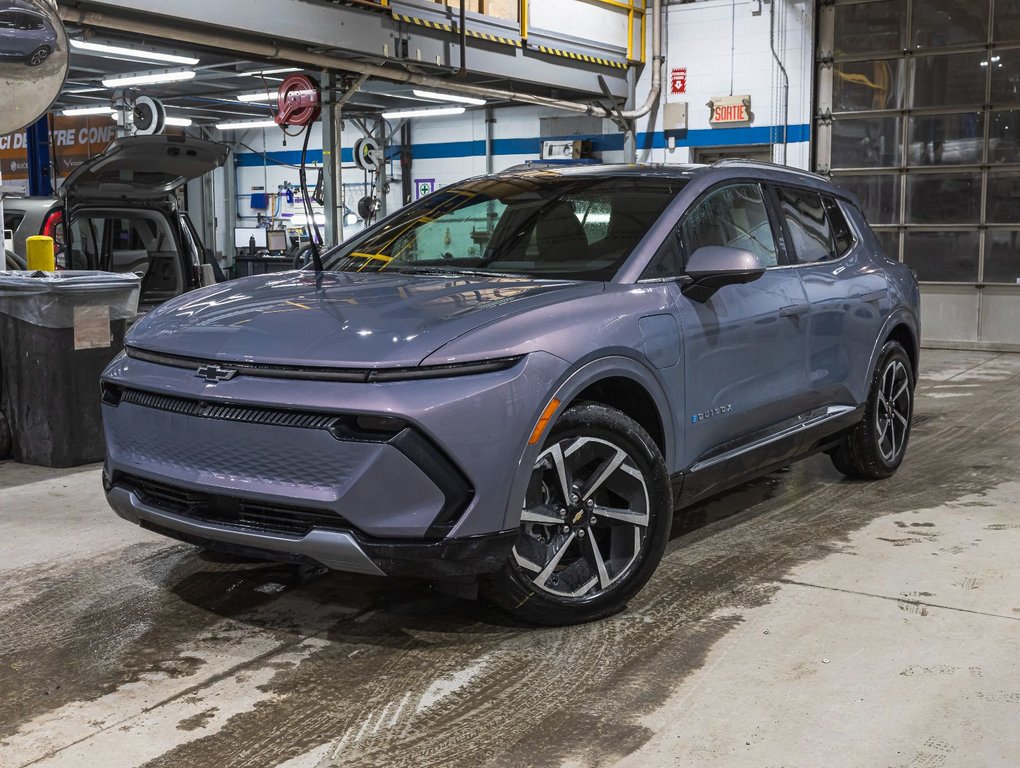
[709,158,828,182]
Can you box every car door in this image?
[0,10,21,56]
[770,185,890,410]
[645,181,811,476]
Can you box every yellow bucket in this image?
[26,235,56,272]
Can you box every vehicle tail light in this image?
[41,208,62,239]
[41,209,66,269]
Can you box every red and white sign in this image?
[708,95,752,126]
[670,67,687,96]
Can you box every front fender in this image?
[499,354,677,532]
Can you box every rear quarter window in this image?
[824,197,856,257]
[3,213,24,233]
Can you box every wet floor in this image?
[1,350,1018,767]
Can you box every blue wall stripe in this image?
[233,124,811,167]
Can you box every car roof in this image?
[2,197,57,214]
[490,161,858,207]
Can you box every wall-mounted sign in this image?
[0,115,117,181]
[708,95,753,126]
[415,178,435,200]
[670,67,687,96]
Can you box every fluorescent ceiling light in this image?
[246,67,301,76]
[102,70,197,88]
[381,106,465,120]
[236,92,274,102]
[165,116,193,127]
[216,119,278,130]
[412,89,485,106]
[60,105,115,116]
[71,39,200,66]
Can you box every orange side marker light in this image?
[528,398,561,446]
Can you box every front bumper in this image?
[100,350,568,574]
[106,484,517,577]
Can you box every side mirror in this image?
[682,246,766,300]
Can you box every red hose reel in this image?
[275,74,322,127]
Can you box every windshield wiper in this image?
[396,266,530,279]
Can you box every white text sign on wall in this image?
[707,95,752,126]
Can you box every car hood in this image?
[127,270,604,368]
[61,134,229,203]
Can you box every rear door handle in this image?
[779,304,810,318]
[858,289,888,303]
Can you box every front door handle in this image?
[779,303,810,318]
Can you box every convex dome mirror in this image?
[0,0,68,135]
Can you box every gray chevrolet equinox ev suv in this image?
[101,162,920,625]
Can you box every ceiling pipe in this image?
[59,0,663,119]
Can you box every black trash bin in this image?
[0,271,140,467]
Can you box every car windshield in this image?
[322,174,686,280]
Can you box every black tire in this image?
[483,402,672,625]
[27,46,51,67]
[832,341,914,479]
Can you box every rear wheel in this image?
[483,403,671,625]
[831,341,914,479]
[27,46,51,67]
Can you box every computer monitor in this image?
[266,230,288,252]
[234,227,268,249]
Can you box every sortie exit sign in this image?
[708,95,752,126]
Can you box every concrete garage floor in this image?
[1,349,1018,768]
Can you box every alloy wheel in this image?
[29,48,50,66]
[875,359,911,463]
[513,436,650,600]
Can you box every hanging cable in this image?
[299,122,324,272]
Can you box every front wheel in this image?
[483,403,672,625]
[831,340,914,479]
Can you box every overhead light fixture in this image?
[71,39,199,66]
[60,105,115,116]
[412,89,486,106]
[381,106,466,120]
[165,116,193,127]
[246,67,301,76]
[216,119,279,130]
[102,70,197,88]
[236,92,274,102]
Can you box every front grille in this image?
[111,387,402,442]
[121,388,340,431]
[123,475,350,537]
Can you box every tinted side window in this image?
[3,213,24,233]
[824,196,855,256]
[776,187,839,263]
[680,184,778,267]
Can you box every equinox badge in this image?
[195,364,238,383]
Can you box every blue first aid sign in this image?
[415,178,435,200]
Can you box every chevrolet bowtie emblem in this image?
[195,363,238,383]
[572,510,585,524]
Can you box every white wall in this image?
[634,0,814,167]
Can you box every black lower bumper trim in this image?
[358,530,518,577]
[140,517,517,578]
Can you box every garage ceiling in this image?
[57,29,496,125]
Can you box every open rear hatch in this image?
[61,135,229,203]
